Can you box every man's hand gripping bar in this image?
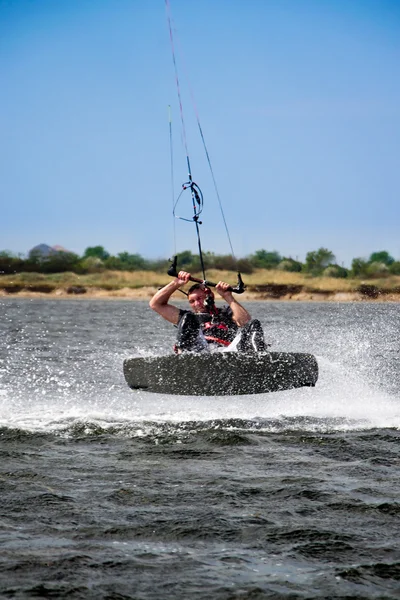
[167,256,246,294]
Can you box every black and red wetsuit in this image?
[178,306,238,347]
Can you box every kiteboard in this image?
[123,351,318,396]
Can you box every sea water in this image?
[0,298,399,599]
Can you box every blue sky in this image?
[2,0,399,266]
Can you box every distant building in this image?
[28,244,70,259]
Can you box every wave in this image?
[0,413,398,441]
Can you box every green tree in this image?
[0,250,15,258]
[147,258,170,272]
[0,251,25,274]
[118,252,146,268]
[249,249,281,269]
[304,248,335,275]
[389,261,400,275]
[176,250,196,267]
[366,262,389,277]
[172,250,202,272]
[40,252,81,274]
[368,250,394,266]
[323,264,348,278]
[351,257,369,277]
[104,252,147,271]
[103,256,123,270]
[81,256,105,273]
[277,258,303,273]
[83,246,110,260]
[212,254,237,271]
[236,258,254,274]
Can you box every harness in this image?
[200,307,236,347]
[202,320,231,346]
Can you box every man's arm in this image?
[215,281,251,327]
[149,271,191,324]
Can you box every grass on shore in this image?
[1,269,400,293]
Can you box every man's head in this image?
[187,283,214,313]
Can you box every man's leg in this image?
[175,313,209,353]
[235,319,268,353]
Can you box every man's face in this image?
[188,289,209,312]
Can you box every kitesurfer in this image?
[150,270,267,353]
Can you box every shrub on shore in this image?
[1,246,398,283]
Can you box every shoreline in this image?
[2,269,400,302]
[1,286,400,302]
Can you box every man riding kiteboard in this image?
[150,270,267,353]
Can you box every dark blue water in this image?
[0,298,399,599]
